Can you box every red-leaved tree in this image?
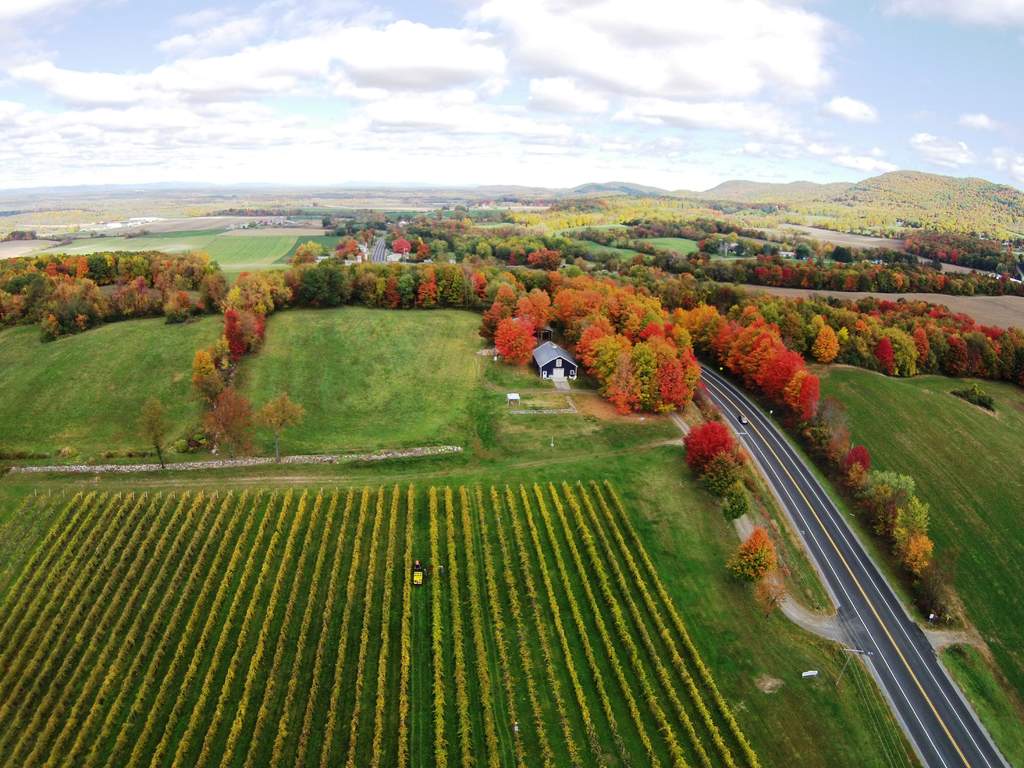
[684,421,737,474]
[495,317,536,364]
[875,336,895,375]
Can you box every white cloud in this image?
[959,112,997,129]
[475,0,831,101]
[991,148,1024,183]
[158,17,268,54]
[12,21,507,105]
[614,98,804,143]
[0,0,82,20]
[832,154,898,173]
[909,132,975,167]
[528,78,608,114]
[825,96,878,123]
[888,0,1024,25]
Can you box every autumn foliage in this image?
[727,528,777,582]
[494,317,537,365]
[684,422,737,474]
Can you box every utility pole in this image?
[836,646,873,687]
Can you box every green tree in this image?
[256,392,306,462]
[139,397,169,469]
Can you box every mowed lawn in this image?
[0,317,220,458]
[641,236,699,255]
[240,308,483,454]
[819,367,1024,706]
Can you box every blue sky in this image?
[0,0,1022,190]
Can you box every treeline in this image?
[702,255,1024,297]
[0,251,225,339]
[904,231,1021,274]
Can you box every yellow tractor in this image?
[412,559,424,586]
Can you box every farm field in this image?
[746,284,1024,329]
[0,447,915,768]
[241,308,483,454]
[641,237,699,255]
[818,367,1024,735]
[0,482,759,768]
[573,239,641,261]
[32,231,299,278]
[283,235,343,261]
[0,317,220,460]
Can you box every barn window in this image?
[555,359,562,367]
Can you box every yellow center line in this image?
[710,377,972,768]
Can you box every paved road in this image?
[699,365,1007,768]
[370,235,387,263]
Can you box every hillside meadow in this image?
[818,366,1024,742]
[0,316,220,460]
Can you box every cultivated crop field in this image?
[0,481,758,768]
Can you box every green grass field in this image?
[818,367,1024,735]
[0,317,221,460]
[35,232,298,278]
[573,239,641,262]
[240,308,484,455]
[640,237,699,255]
[283,236,343,262]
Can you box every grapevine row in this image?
[597,481,760,768]
[369,488,402,768]
[475,488,527,768]
[444,487,474,768]
[294,489,355,768]
[85,492,248,768]
[574,483,733,768]
[268,490,338,768]
[460,487,502,768]
[488,487,555,768]
[503,486,584,768]
[396,486,414,768]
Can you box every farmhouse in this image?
[532,341,578,380]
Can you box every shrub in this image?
[722,481,750,520]
[951,383,995,411]
[700,452,741,496]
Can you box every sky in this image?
[1,0,1023,191]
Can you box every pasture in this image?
[818,367,1024,732]
[0,482,758,768]
[641,237,699,255]
[33,231,300,279]
[241,308,483,454]
[0,317,221,460]
[573,239,641,262]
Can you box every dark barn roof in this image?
[532,341,577,368]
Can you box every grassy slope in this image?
[239,308,483,454]
[573,239,641,261]
[819,367,1024,738]
[641,236,699,254]
[0,317,220,458]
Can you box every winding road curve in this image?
[699,365,1007,768]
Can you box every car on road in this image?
[738,413,749,425]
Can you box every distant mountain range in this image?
[566,171,1024,236]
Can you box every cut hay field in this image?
[0,317,221,460]
[240,308,483,454]
[0,482,759,768]
[818,367,1024,737]
[34,232,299,278]
[642,237,699,255]
[746,285,1024,330]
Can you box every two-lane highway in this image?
[699,365,1007,768]
[370,235,387,263]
